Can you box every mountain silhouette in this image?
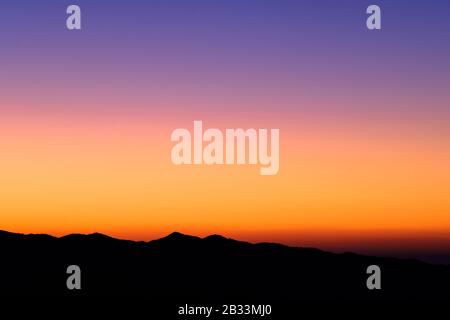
[0,229,449,302]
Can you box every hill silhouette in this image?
[0,230,449,301]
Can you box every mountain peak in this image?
[88,232,116,240]
[203,234,228,241]
[60,232,116,242]
[167,231,186,237]
[158,232,201,242]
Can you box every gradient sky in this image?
[1,0,450,259]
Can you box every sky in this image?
[1,0,450,260]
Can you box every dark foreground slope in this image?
[0,230,449,301]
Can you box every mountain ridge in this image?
[1,228,449,300]
[0,229,443,266]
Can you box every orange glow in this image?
[1,112,450,252]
